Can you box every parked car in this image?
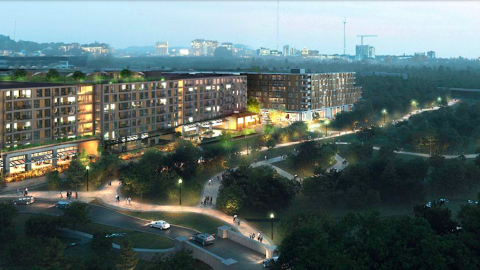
[150,220,171,230]
[55,201,72,209]
[467,200,479,204]
[192,233,215,246]
[263,257,279,268]
[13,196,34,205]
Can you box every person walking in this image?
[233,214,237,222]
[210,197,213,204]
[128,197,131,204]
[264,155,267,161]
[60,191,63,198]
[252,233,255,240]
[237,219,241,226]
[208,179,212,186]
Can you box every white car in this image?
[150,220,171,230]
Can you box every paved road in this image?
[9,200,265,269]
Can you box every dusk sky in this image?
[1,1,479,58]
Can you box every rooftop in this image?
[0,81,68,90]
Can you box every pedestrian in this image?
[128,197,131,204]
[252,233,255,239]
[209,179,212,186]
[237,219,241,226]
[260,236,263,243]
[75,191,78,199]
[233,214,237,222]
[217,176,220,181]
[264,155,267,160]
[60,191,63,198]
[258,232,261,241]
[210,197,213,204]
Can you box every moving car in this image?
[55,201,72,209]
[149,220,171,230]
[13,196,34,205]
[263,257,279,268]
[192,233,215,246]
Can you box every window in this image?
[36,89,43,97]
[45,99,50,107]
[34,131,40,140]
[34,100,40,108]
[45,129,51,138]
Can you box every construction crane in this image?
[356,35,377,46]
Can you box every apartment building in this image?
[246,69,362,122]
[155,42,169,56]
[0,73,248,174]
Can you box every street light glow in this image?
[382,109,387,114]
[438,97,442,102]
[270,213,275,219]
[86,165,89,170]
[178,179,183,184]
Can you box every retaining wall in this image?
[217,225,276,259]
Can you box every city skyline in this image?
[1,1,479,58]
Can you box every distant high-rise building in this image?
[427,51,436,59]
[301,47,309,57]
[215,43,234,57]
[190,39,218,56]
[257,47,271,56]
[290,47,298,56]
[283,45,290,56]
[155,42,169,56]
[356,45,375,60]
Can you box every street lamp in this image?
[85,165,89,192]
[411,100,417,111]
[324,120,330,136]
[178,179,183,205]
[270,213,275,240]
[382,109,387,124]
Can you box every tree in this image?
[216,186,244,215]
[3,237,66,269]
[148,249,196,270]
[25,215,61,238]
[14,69,27,79]
[247,97,261,114]
[116,239,138,270]
[72,70,86,81]
[218,165,297,212]
[65,158,86,194]
[46,170,62,189]
[457,203,480,236]
[91,232,113,258]
[62,202,90,229]
[414,203,457,235]
[46,69,60,81]
[120,69,133,79]
[0,202,18,228]
[170,140,202,179]
[89,153,122,186]
[265,137,276,149]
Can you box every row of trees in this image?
[357,102,480,153]
[273,201,480,270]
[285,140,337,171]
[217,165,298,214]
[304,143,480,209]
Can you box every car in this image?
[55,201,72,209]
[438,198,449,203]
[263,257,279,268]
[425,201,432,208]
[149,220,171,230]
[192,233,215,246]
[13,196,34,205]
[467,200,478,204]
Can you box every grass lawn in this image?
[272,160,314,178]
[116,210,229,235]
[13,213,174,249]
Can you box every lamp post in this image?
[437,97,442,106]
[382,109,387,124]
[85,165,89,192]
[178,179,183,205]
[324,120,330,136]
[270,213,275,240]
[411,100,417,112]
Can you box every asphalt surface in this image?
[8,199,265,270]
